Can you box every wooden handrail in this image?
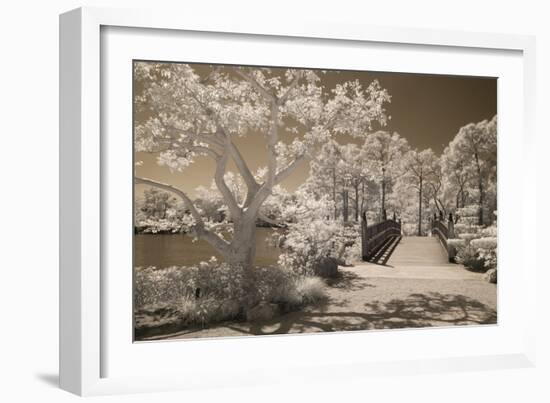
[361,213,401,261]
[431,213,456,262]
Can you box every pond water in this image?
[134,227,282,268]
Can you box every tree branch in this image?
[278,71,303,105]
[258,212,285,228]
[190,145,221,159]
[234,68,276,102]
[228,141,260,205]
[275,154,306,184]
[135,177,203,225]
[134,176,231,256]
[266,102,279,188]
[214,143,242,220]
[200,66,222,84]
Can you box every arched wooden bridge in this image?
[361,212,458,268]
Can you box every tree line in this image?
[301,115,496,235]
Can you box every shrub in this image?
[294,276,327,304]
[454,243,486,271]
[134,257,247,309]
[471,237,497,269]
[134,259,328,331]
[447,238,465,249]
[135,213,194,234]
[450,234,497,271]
[250,265,296,305]
[450,210,497,272]
[278,219,350,276]
[480,225,497,237]
[135,218,181,233]
[459,233,478,243]
[342,238,362,265]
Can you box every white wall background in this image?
[0,1,548,401]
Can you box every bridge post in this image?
[382,208,387,221]
[447,212,456,262]
[448,213,455,238]
[361,211,368,261]
[392,212,396,221]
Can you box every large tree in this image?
[139,187,177,219]
[134,63,390,271]
[441,144,472,211]
[401,148,438,235]
[423,155,447,218]
[339,143,372,222]
[447,116,497,225]
[361,131,409,219]
[307,139,343,220]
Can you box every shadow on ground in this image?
[325,270,377,291]
[224,292,497,336]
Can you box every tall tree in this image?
[139,187,177,219]
[423,155,447,217]
[441,144,472,211]
[402,148,438,236]
[447,116,497,225]
[361,131,409,219]
[134,63,390,272]
[338,143,372,221]
[308,140,343,220]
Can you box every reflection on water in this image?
[134,227,281,268]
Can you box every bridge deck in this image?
[389,236,449,266]
[358,236,482,281]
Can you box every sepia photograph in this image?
[133,61,497,341]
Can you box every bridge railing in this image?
[361,212,401,261]
[431,213,457,262]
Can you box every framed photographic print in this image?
[60,6,537,396]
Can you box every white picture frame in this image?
[60,6,537,396]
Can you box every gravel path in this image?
[145,237,496,341]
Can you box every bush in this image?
[449,209,497,273]
[134,259,328,332]
[135,213,195,234]
[134,258,247,308]
[471,237,497,269]
[342,239,362,265]
[454,242,486,271]
[294,276,328,304]
[450,231,497,271]
[278,219,353,276]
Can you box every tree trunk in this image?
[332,167,337,220]
[474,153,484,226]
[381,177,386,215]
[478,179,484,226]
[342,190,349,222]
[360,181,365,217]
[354,184,359,222]
[226,215,257,269]
[418,178,423,236]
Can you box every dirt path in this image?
[145,237,497,341]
